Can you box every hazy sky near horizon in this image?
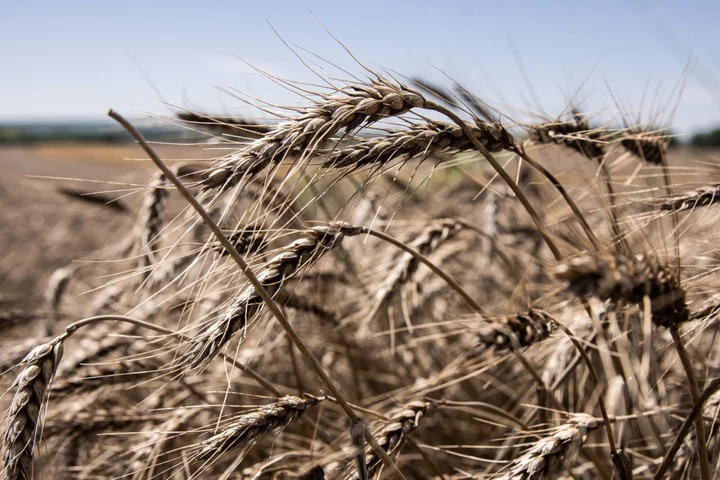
[2,1,719,134]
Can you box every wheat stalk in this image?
[344,400,433,480]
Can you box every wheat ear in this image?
[182,224,349,369]
[2,337,65,480]
[136,171,169,276]
[321,120,509,171]
[656,184,720,212]
[177,111,271,138]
[529,117,606,160]
[203,80,435,190]
[345,401,433,480]
[477,309,557,351]
[497,414,600,480]
[196,395,324,460]
[555,253,689,328]
[109,110,407,480]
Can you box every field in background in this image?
[3,141,718,310]
[0,143,218,309]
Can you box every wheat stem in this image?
[433,105,563,260]
[513,148,601,251]
[669,323,710,480]
[354,225,486,315]
[653,378,720,479]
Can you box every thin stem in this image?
[108,109,405,480]
[653,378,720,480]
[659,150,681,274]
[66,314,281,396]
[670,324,710,480]
[433,105,562,260]
[513,148,601,252]
[355,225,486,315]
[408,437,449,480]
[595,159,629,255]
[510,348,564,412]
[554,322,620,462]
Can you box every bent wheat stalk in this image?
[108,109,406,480]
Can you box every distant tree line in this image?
[690,127,720,148]
[0,122,202,144]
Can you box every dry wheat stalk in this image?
[656,184,720,212]
[195,395,324,460]
[321,120,510,171]
[51,356,159,395]
[56,322,137,378]
[121,408,199,480]
[136,171,169,274]
[496,414,600,480]
[373,219,463,312]
[202,80,435,190]
[555,253,689,328]
[177,111,272,138]
[344,400,433,480]
[181,224,349,369]
[476,309,557,351]
[42,408,162,438]
[672,389,720,477]
[213,226,268,257]
[2,337,65,480]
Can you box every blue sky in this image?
[1,1,719,134]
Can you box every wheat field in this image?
[2,66,720,480]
